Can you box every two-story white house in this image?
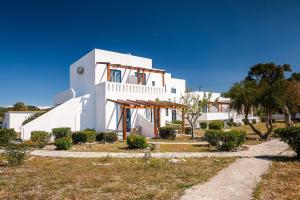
[21,49,186,140]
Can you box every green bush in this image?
[126,134,148,149]
[200,122,207,129]
[72,130,96,144]
[4,144,28,166]
[204,130,246,151]
[30,131,51,148]
[171,120,182,125]
[226,119,237,127]
[96,132,118,143]
[185,127,192,135]
[275,127,300,158]
[204,130,222,146]
[54,136,72,150]
[252,119,257,124]
[208,120,224,130]
[159,126,176,140]
[217,131,246,151]
[0,129,17,147]
[52,127,72,140]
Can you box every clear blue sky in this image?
[1,0,300,106]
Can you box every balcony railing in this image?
[96,82,165,99]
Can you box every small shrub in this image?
[204,130,246,151]
[184,127,192,135]
[127,134,148,149]
[159,126,176,140]
[252,119,257,124]
[72,130,96,144]
[217,131,246,151]
[54,136,72,150]
[31,131,51,148]
[171,120,182,125]
[52,127,72,140]
[226,119,237,127]
[96,132,118,143]
[0,129,17,147]
[275,127,300,158]
[208,120,224,130]
[200,122,207,129]
[204,130,222,146]
[3,144,28,166]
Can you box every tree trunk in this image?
[191,124,194,140]
[283,106,293,128]
[245,110,264,138]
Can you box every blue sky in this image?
[1,0,300,106]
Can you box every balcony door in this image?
[110,70,121,83]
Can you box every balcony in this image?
[96,82,165,100]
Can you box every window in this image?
[152,81,155,86]
[171,88,177,93]
[165,108,169,116]
[110,70,121,83]
[134,72,146,85]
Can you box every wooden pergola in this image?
[208,99,231,113]
[107,99,186,140]
[96,62,166,86]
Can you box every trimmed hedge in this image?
[54,136,72,150]
[171,120,182,125]
[96,132,118,143]
[204,130,246,151]
[275,127,300,158]
[31,131,51,148]
[127,134,148,149]
[0,129,17,147]
[159,126,176,140]
[200,122,207,129]
[72,130,96,144]
[52,127,72,140]
[208,120,225,130]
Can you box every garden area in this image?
[0,156,234,199]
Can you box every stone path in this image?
[30,139,289,158]
[180,158,271,200]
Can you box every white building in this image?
[191,91,259,124]
[20,49,186,140]
[3,111,40,133]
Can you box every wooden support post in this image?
[107,64,111,81]
[137,68,140,84]
[162,72,165,87]
[122,106,127,141]
[181,108,185,134]
[157,108,161,129]
[153,107,157,137]
[142,69,145,85]
[220,103,223,112]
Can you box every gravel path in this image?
[30,139,288,158]
[180,157,271,200]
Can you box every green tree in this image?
[12,102,28,111]
[180,92,211,140]
[226,63,291,140]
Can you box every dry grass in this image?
[71,142,212,153]
[0,156,235,200]
[253,157,300,200]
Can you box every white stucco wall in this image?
[22,94,94,140]
[4,111,39,133]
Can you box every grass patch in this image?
[71,142,212,153]
[0,156,235,199]
[253,157,300,200]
